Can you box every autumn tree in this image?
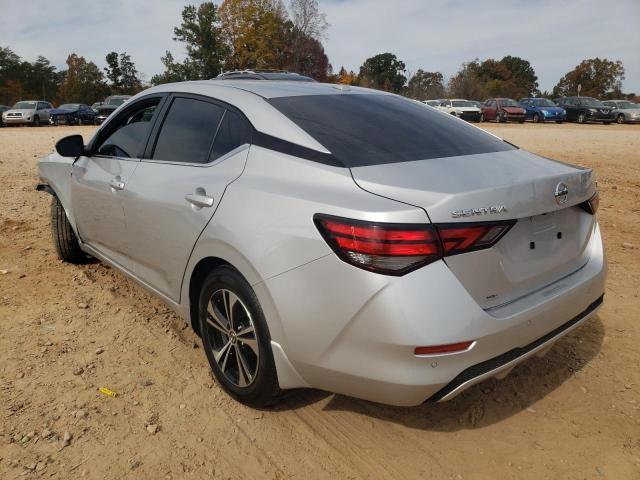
[358,53,406,93]
[219,0,290,70]
[447,60,482,99]
[152,2,226,84]
[406,70,445,100]
[57,53,108,104]
[552,58,625,98]
[336,66,359,85]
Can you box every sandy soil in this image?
[0,123,639,480]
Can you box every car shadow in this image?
[277,315,604,430]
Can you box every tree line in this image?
[0,0,635,106]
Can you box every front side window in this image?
[152,97,225,164]
[267,93,514,167]
[96,99,160,158]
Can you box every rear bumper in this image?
[262,221,606,406]
[429,294,603,401]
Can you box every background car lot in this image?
[0,123,638,479]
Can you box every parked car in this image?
[481,98,526,123]
[601,99,640,124]
[49,103,98,125]
[38,81,606,407]
[468,100,483,110]
[0,105,9,127]
[437,99,481,122]
[423,100,441,108]
[519,98,566,123]
[215,70,315,81]
[95,95,131,124]
[2,100,53,126]
[555,97,614,124]
[91,102,103,112]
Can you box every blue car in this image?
[49,103,97,126]
[519,98,566,123]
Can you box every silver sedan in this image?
[37,80,606,407]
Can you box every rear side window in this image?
[209,110,252,161]
[153,97,225,164]
[267,94,514,168]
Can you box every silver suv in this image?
[2,100,53,126]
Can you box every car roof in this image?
[132,80,392,154]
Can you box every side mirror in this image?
[55,135,85,157]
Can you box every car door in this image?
[122,94,252,302]
[71,95,165,269]
[563,98,577,120]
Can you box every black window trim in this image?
[87,93,168,161]
[142,92,254,166]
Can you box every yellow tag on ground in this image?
[99,387,118,398]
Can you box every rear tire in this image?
[32,116,40,127]
[198,266,281,407]
[51,196,87,264]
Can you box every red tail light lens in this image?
[578,191,599,214]
[414,341,474,356]
[314,214,441,275]
[437,221,515,256]
[315,214,516,275]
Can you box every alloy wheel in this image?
[205,289,259,388]
[617,114,624,124]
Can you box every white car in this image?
[438,99,481,122]
[2,100,53,126]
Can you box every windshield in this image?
[13,101,37,109]
[500,99,519,107]
[580,98,605,108]
[532,99,556,107]
[107,97,129,106]
[58,104,80,110]
[268,93,514,167]
[452,101,473,107]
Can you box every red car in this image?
[481,98,526,123]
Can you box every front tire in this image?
[496,110,504,123]
[32,116,41,127]
[533,112,541,123]
[577,112,586,124]
[51,196,86,264]
[616,114,625,124]
[198,266,281,407]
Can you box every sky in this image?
[1,0,639,93]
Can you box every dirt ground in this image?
[0,122,639,480]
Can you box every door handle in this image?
[185,193,214,208]
[109,178,125,191]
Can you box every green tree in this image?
[104,52,122,87]
[406,69,445,100]
[153,2,226,84]
[499,55,538,96]
[553,58,625,98]
[358,53,406,93]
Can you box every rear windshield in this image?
[268,94,514,167]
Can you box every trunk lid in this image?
[351,149,597,309]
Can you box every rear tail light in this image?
[437,221,515,256]
[314,214,515,275]
[578,191,599,214]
